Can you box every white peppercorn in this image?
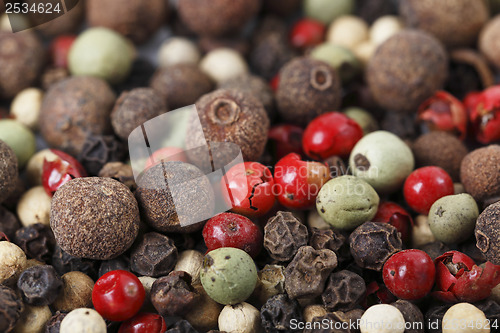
[200,48,249,84]
[360,304,405,333]
[218,302,263,333]
[17,186,51,227]
[411,215,436,248]
[13,305,52,333]
[10,88,43,130]
[59,308,106,333]
[370,16,404,46]
[442,303,489,333]
[174,250,204,285]
[25,149,58,186]
[327,15,369,50]
[252,264,286,304]
[0,241,27,286]
[158,37,201,68]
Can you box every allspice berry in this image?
[39,77,116,156]
[0,31,44,99]
[461,145,500,203]
[276,57,342,124]
[177,0,260,37]
[111,88,167,140]
[86,0,168,44]
[53,271,94,312]
[475,201,500,265]
[480,14,500,69]
[399,0,489,48]
[366,30,448,113]
[0,140,18,204]
[50,177,140,260]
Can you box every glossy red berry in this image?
[42,149,87,196]
[50,35,76,69]
[144,146,187,169]
[403,166,454,215]
[268,125,304,161]
[273,153,330,210]
[221,162,275,218]
[361,281,396,309]
[118,313,166,333]
[383,249,435,300]
[373,202,413,244]
[302,112,363,160]
[289,18,325,50]
[468,85,500,144]
[203,212,263,258]
[92,270,145,322]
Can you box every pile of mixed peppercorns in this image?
[2,0,500,332]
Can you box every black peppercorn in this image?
[51,245,99,280]
[309,227,346,253]
[17,265,63,306]
[14,223,55,263]
[284,246,338,299]
[150,271,199,317]
[475,201,500,265]
[165,319,199,333]
[276,57,342,124]
[260,294,303,333]
[264,211,309,262]
[0,285,23,333]
[349,222,403,271]
[0,205,21,240]
[77,134,127,176]
[45,311,68,333]
[130,232,178,277]
[391,300,425,333]
[98,255,130,278]
[322,270,366,312]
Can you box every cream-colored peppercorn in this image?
[185,284,223,332]
[13,305,52,333]
[17,186,51,227]
[442,303,489,333]
[327,15,369,50]
[353,40,376,65]
[370,16,404,46]
[0,241,27,286]
[360,304,405,333]
[60,308,106,333]
[218,302,263,333]
[157,37,201,68]
[25,149,59,186]
[10,88,43,130]
[138,276,156,312]
[303,305,328,322]
[200,48,248,84]
[174,250,204,285]
[252,264,286,304]
[307,209,331,230]
[53,271,94,312]
[411,215,436,248]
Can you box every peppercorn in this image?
[50,177,140,260]
[284,246,338,299]
[150,64,213,110]
[0,140,18,205]
[14,223,55,263]
[475,299,500,333]
[165,320,198,333]
[10,88,43,131]
[322,270,366,312]
[184,284,223,332]
[45,311,68,333]
[276,57,342,124]
[98,162,137,191]
[17,265,63,306]
[0,31,44,99]
[349,222,403,271]
[475,201,500,265]
[442,303,489,333]
[480,15,500,69]
[366,30,448,113]
[185,89,269,168]
[51,246,99,280]
[174,250,204,285]
[310,44,362,82]
[198,36,250,56]
[200,48,249,84]
[252,264,286,304]
[98,255,130,278]
[0,241,27,286]
[17,186,52,227]
[150,271,199,317]
[60,308,107,333]
[13,305,52,333]
[218,302,263,333]
[0,206,21,240]
[0,120,35,169]
[158,37,201,68]
[264,211,309,262]
[344,107,379,135]
[302,305,327,323]
[412,215,436,248]
[41,67,70,90]
[39,76,116,156]
[461,145,500,203]
[419,241,451,261]
[360,304,405,333]
[304,309,364,333]
[130,232,178,277]
[177,0,260,37]
[77,134,126,176]
[0,285,23,333]
[135,162,214,233]
[391,300,425,333]
[260,294,303,333]
[309,227,346,254]
[53,271,94,312]
[327,15,369,51]
[86,0,168,44]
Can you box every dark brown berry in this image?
[130,232,178,277]
[14,223,55,263]
[461,145,500,203]
[264,211,309,262]
[0,285,23,333]
[322,270,366,312]
[0,140,18,204]
[475,201,500,265]
[260,294,303,333]
[150,271,199,317]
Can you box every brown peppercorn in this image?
[77,134,127,176]
[399,0,489,48]
[264,211,309,262]
[177,0,260,37]
[111,88,167,141]
[461,145,500,203]
[98,162,137,191]
[260,294,303,333]
[276,57,342,124]
[17,265,63,306]
[86,0,168,44]
[150,64,213,110]
[135,162,214,233]
[14,223,55,263]
[391,299,425,333]
[0,31,44,99]
[284,246,338,299]
[0,206,21,240]
[413,132,468,181]
[475,201,500,265]
[130,232,178,277]
[50,177,140,260]
[349,222,403,271]
[0,140,18,204]
[150,271,199,317]
[252,264,286,304]
[41,67,70,91]
[185,89,270,168]
[52,271,94,312]
[184,284,223,332]
[0,285,23,333]
[45,311,68,333]
[322,270,366,312]
[198,37,250,56]
[480,15,500,69]
[309,227,346,253]
[39,77,116,156]
[367,30,448,113]
[51,245,99,280]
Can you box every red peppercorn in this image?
[468,85,500,144]
[302,112,363,160]
[118,313,166,333]
[0,231,9,242]
[42,149,87,197]
[403,166,454,215]
[144,146,187,169]
[221,162,275,218]
[417,91,468,140]
[289,18,325,50]
[273,153,330,210]
[373,202,413,244]
[383,249,435,300]
[92,270,145,322]
[268,125,304,161]
[50,35,77,69]
[269,74,280,92]
[361,281,396,309]
[202,212,263,258]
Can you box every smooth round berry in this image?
[289,18,325,50]
[403,166,454,215]
[383,249,435,300]
[203,212,263,258]
[373,202,413,243]
[92,270,145,322]
[118,313,166,333]
[268,125,304,161]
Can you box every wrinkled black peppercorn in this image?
[130,232,178,277]
[150,271,199,317]
[309,227,345,253]
[51,245,99,280]
[392,300,425,333]
[0,205,21,240]
[17,265,63,306]
[45,311,68,333]
[0,285,23,333]
[77,134,126,176]
[260,294,303,333]
[264,211,308,262]
[14,223,55,263]
[98,255,130,278]
[165,319,199,333]
[322,270,366,312]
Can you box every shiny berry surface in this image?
[42,149,87,196]
[289,18,325,50]
[268,125,304,161]
[469,85,500,144]
[118,313,166,333]
[373,202,413,244]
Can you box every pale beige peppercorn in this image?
[17,186,51,227]
[60,308,106,333]
[0,241,27,286]
[411,215,436,248]
[442,303,489,333]
[174,250,204,285]
[252,264,286,304]
[185,284,223,332]
[303,305,328,322]
[218,302,263,333]
[53,271,94,312]
[13,305,52,333]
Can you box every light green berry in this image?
[0,119,35,168]
[310,43,361,82]
[304,0,354,24]
[343,107,378,134]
